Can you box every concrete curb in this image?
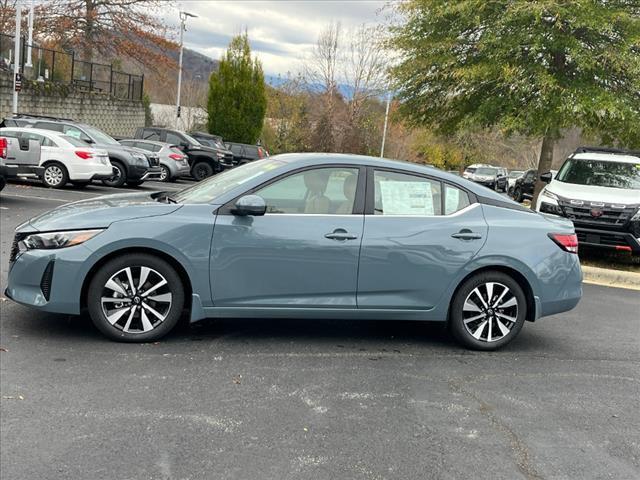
[582,265,640,291]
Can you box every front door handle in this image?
[451,229,482,240]
[325,228,358,241]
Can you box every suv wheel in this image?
[449,271,526,350]
[87,254,185,342]
[102,161,127,188]
[191,161,213,181]
[42,162,69,188]
[514,187,523,203]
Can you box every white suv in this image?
[535,147,640,254]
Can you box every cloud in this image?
[166,0,387,75]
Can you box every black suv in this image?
[511,169,537,202]
[2,115,161,187]
[189,132,235,166]
[135,127,230,180]
[225,142,269,165]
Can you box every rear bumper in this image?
[0,164,44,179]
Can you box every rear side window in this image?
[34,122,64,132]
[141,130,161,141]
[245,146,258,157]
[374,170,442,216]
[444,184,471,214]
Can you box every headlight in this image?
[132,153,147,164]
[19,229,104,252]
[541,189,559,204]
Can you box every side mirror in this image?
[231,195,267,216]
[540,172,553,183]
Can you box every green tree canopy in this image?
[208,33,267,144]
[389,0,640,200]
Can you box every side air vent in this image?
[40,261,55,301]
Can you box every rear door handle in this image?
[451,229,482,240]
[325,228,358,241]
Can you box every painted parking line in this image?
[1,193,70,203]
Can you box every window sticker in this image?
[379,181,434,215]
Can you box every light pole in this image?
[26,0,34,68]
[380,91,392,158]
[176,10,197,129]
[13,1,22,114]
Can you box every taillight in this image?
[548,233,578,254]
[0,137,7,159]
[168,153,184,161]
[75,150,93,159]
[258,148,264,159]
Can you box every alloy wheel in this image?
[44,165,64,187]
[100,266,173,334]
[160,166,169,182]
[462,282,518,343]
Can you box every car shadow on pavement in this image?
[2,305,555,354]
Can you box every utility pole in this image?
[13,1,22,114]
[380,91,392,158]
[26,0,34,67]
[176,10,197,129]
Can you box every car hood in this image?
[24,192,182,232]
[546,181,640,205]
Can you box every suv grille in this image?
[558,200,636,229]
[148,154,160,167]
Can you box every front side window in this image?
[374,170,442,216]
[256,167,360,214]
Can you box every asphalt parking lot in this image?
[1,181,639,480]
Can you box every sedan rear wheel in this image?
[87,254,184,342]
[42,162,68,188]
[449,272,526,350]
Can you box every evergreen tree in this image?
[208,33,267,144]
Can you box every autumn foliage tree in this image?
[390,0,640,203]
[32,0,176,68]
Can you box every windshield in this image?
[182,132,203,146]
[172,158,286,204]
[82,125,120,145]
[556,158,640,190]
[475,167,497,175]
[509,171,523,178]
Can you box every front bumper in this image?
[575,226,640,254]
[140,166,163,181]
[6,244,91,315]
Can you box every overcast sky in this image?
[166,0,390,77]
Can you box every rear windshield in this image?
[62,135,90,147]
[556,158,640,190]
[475,167,497,175]
[465,167,476,174]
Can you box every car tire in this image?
[514,187,523,203]
[102,161,127,188]
[42,162,69,189]
[87,253,185,343]
[191,161,213,181]
[0,176,6,191]
[126,180,144,187]
[449,271,527,351]
[159,165,173,182]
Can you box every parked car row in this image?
[0,114,269,190]
[462,164,508,192]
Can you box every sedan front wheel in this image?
[87,254,185,342]
[449,271,526,350]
